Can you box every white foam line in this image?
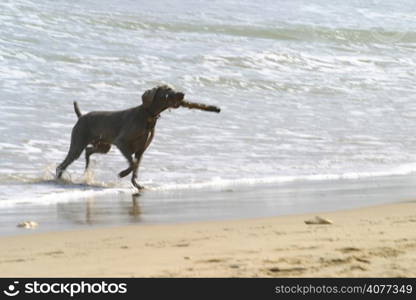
[152,163,416,191]
[2,163,416,206]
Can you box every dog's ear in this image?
[141,87,159,108]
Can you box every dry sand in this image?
[1,201,416,277]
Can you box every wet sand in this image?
[1,201,415,277]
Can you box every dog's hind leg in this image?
[56,127,88,178]
[56,141,87,178]
[85,143,111,170]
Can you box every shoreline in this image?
[1,201,415,277]
[1,174,416,236]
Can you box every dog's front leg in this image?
[131,150,145,190]
[116,143,134,178]
[118,130,153,184]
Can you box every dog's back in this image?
[74,105,143,144]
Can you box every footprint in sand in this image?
[42,250,64,256]
[199,258,228,263]
[174,243,190,247]
[349,265,368,271]
[1,258,27,264]
[368,247,403,258]
[320,257,353,266]
[267,267,307,274]
[353,256,370,264]
[337,247,361,253]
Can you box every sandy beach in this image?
[1,201,415,277]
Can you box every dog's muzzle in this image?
[169,92,184,108]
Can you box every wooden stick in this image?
[180,100,221,113]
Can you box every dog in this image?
[56,85,184,190]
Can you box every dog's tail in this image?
[73,101,82,118]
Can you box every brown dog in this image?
[56,85,184,190]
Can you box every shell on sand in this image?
[304,216,333,225]
[17,221,38,229]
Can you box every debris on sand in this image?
[17,221,38,229]
[304,216,333,225]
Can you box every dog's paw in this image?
[118,168,132,178]
[55,167,63,179]
[132,182,144,191]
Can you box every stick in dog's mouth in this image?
[180,100,221,113]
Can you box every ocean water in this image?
[1,0,416,208]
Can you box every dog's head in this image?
[142,85,184,113]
